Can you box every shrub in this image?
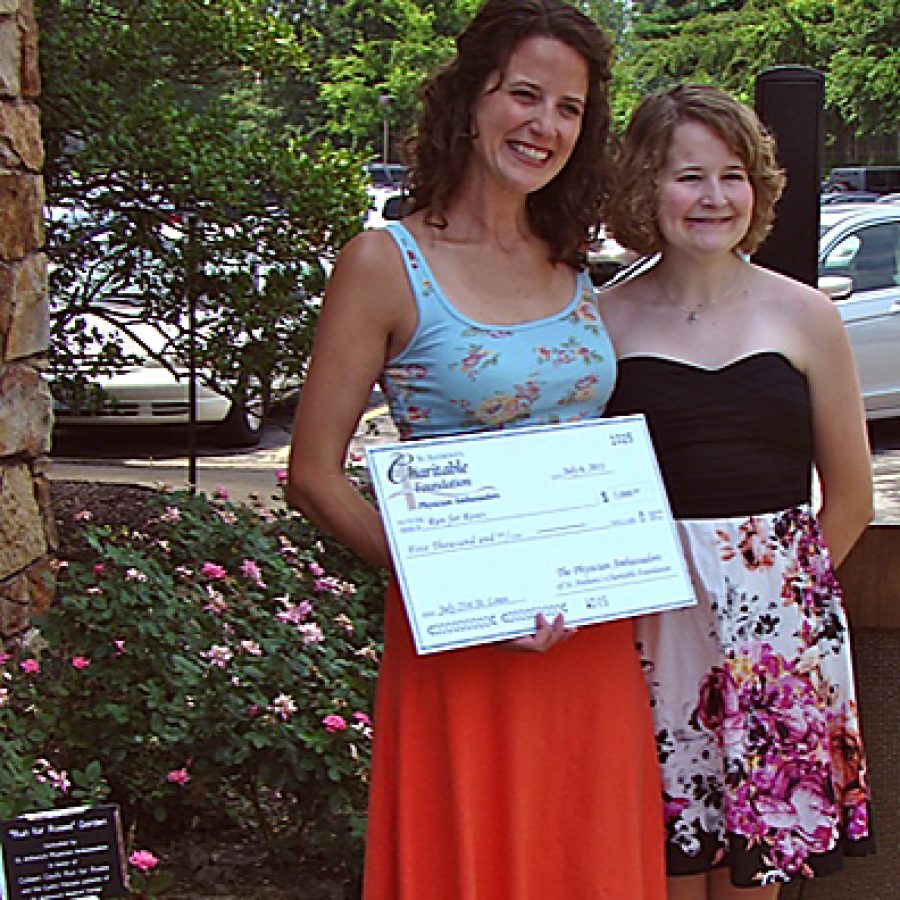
[0,479,386,887]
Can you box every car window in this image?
[366,163,406,187]
[383,195,405,221]
[820,221,900,292]
[822,235,860,272]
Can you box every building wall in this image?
[0,0,55,640]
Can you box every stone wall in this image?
[0,0,54,640]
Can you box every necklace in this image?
[679,301,712,323]
[659,266,748,324]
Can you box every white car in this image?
[818,202,900,420]
[52,300,268,447]
[47,202,324,447]
[363,187,406,230]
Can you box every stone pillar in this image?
[0,0,55,640]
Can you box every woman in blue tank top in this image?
[287,2,666,897]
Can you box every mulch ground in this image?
[51,480,159,562]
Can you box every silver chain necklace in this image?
[660,266,748,324]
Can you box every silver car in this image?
[819,202,900,420]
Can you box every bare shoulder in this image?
[597,270,651,310]
[323,228,413,325]
[753,264,844,334]
[330,228,406,287]
[596,270,654,332]
[752,265,849,375]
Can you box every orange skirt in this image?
[363,582,666,899]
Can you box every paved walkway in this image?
[50,409,900,523]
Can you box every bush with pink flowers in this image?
[0,482,386,888]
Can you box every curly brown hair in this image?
[403,0,614,269]
[606,84,786,256]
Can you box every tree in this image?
[38,0,369,425]
[275,0,628,161]
[269,0,480,160]
[613,0,899,137]
[826,0,899,135]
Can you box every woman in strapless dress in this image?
[600,84,875,899]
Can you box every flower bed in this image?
[3,479,386,897]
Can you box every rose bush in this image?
[0,478,386,890]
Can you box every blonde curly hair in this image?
[606,84,786,256]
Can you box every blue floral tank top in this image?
[380,222,617,439]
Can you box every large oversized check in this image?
[366,415,695,654]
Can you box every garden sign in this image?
[0,805,127,899]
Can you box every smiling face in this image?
[469,35,588,197]
[656,119,755,257]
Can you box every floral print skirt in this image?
[636,505,875,886]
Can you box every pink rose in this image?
[167,768,190,786]
[323,714,347,733]
[71,656,91,670]
[200,562,228,580]
[20,659,40,675]
[240,559,265,586]
[751,759,836,855]
[129,850,159,872]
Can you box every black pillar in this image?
[753,66,825,286]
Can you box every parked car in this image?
[363,187,408,229]
[46,202,318,447]
[51,299,271,447]
[823,166,900,196]
[820,190,882,205]
[818,202,900,420]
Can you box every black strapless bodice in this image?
[605,352,813,518]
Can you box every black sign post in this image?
[184,213,200,495]
[1,805,128,899]
[753,66,825,287]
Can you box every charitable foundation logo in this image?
[386,451,498,510]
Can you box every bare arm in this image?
[803,292,873,566]
[291,228,578,652]
[287,231,412,569]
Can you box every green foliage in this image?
[827,0,900,134]
[293,0,628,155]
[38,0,896,413]
[285,0,472,156]
[614,0,899,138]
[0,481,386,885]
[39,0,369,412]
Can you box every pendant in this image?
[686,310,699,323]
